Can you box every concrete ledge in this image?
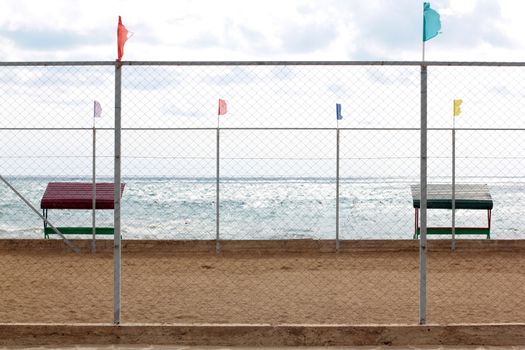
[1,238,525,254]
[1,323,525,346]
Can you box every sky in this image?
[1,0,524,179]
[0,0,524,62]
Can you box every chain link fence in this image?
[0,61,524,325]
[0,63,115,323]
[426,66,525,323]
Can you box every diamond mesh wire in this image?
[0,62,523,325]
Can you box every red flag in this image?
[218,99,227,115]
[117,16,129,61]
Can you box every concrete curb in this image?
[1,323,525,346]
[2,239,525,254]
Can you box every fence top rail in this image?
[2,127,525,131]
[1,60,525,67]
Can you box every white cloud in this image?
[0,0,524,61]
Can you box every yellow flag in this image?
[453,99,463,116]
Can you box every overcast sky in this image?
[0,0,524,62]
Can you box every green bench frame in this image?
[413,208,492,239]
[42,208,115,238]
[411,184,493,240]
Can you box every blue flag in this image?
[423,2,441,42]
[336,103,343,120]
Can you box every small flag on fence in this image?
[117,16,129,61]
[423,2,441,42]
[336,103,343,120]
[94,101,102,118]
[453,99,463,117]
[218,99,228,115]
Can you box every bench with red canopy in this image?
[40,182,125,238]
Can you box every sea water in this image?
[1,176,524,240]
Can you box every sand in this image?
[1,244,524,325]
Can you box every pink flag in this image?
[117,16,129,61]
[218,99,227,115]
[94,100,102,118]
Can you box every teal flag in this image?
[423,2,441,42]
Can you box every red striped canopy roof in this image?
[40,182,125,210]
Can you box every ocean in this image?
[1,176,524,240]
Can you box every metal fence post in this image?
[452,128,456,251]
[92,126,97,254]
[419,64,428,325]
[216,127,221,254]
[113,61,122,325]
[336,128,340,252]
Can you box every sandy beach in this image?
[1,240,524,325]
